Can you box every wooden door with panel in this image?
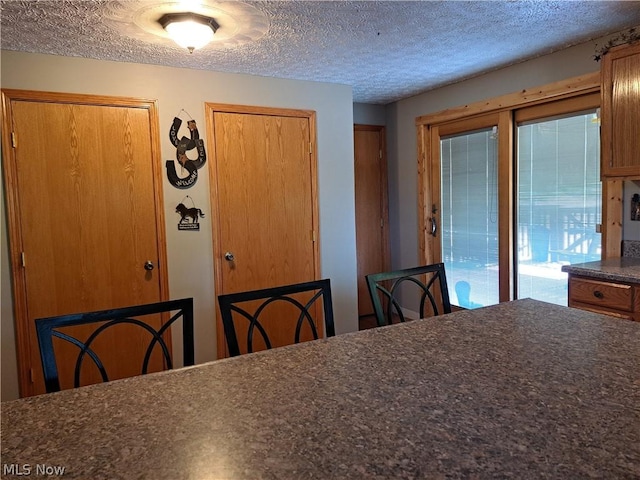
[208,105,321,357]
[354,125,390,320]
[2,91,168,396]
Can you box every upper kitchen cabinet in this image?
[601,42,640,179]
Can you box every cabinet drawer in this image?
[569,277,633,312]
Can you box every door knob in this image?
[144,260,155,271]
[224,252,235,262]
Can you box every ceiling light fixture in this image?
[158,12,219,54]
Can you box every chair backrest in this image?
[218,279,335,357]
[35,298,195,393]
[366,263,452,326]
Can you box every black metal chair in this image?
[35,298,195,393]
[218,279,335,357]
[366,263,452,326]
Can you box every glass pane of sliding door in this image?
[516,110,601,305]
[441,128,499,309]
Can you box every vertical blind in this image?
[516,109,601,305]
[441,128,499,308]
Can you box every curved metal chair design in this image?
[218,279,335,357]
[35,298,195,393]
[366,264,452,326]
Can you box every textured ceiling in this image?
[2,1,640,105]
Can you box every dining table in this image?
[1,298,639,479]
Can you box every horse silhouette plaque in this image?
[176,196,204,231]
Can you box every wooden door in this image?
[207,104,320,357]
[2,90,168,397]
[354,125,389,318]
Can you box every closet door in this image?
[354,124,389,318]
[2,90,168,396]
[207,104,321,356]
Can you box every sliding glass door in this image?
[426,93,601,308]
[516,106,601,305]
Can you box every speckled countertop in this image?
[2,299,639,479]
[561,257,640,283]
[623,240,640,258]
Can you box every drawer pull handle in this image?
[593,290,604,299]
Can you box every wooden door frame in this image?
[205,103,320,358]
[353,124,391,315]
[1,89,168,397]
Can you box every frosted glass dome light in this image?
[159,13,219,53]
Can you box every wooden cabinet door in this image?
[2,90,168,396]
[354,125,389,318]
[601,42,640,179]
[207,105,320,356]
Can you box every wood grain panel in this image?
[611,52,640,169]
[354,125,389,316]
[566,302,634,321]
[601,42,640,178]
[416,73,599,126]
[567,275,640,322]
[208,107,320,356]
[568,277,633,312]
[214,112,314,290]
[2,91,167,396]
[14,102,162,311]
[602,180,623,259]
[426,125,440,265]
[497,111,514,303]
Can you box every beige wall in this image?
[0,51,359,401]
[353,103,386,126]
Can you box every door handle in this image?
[144,260,155,271]
[430,204,438,237]
[224,252,235,262]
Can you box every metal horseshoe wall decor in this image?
[176,196,205,231]
[166,110,207,189]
